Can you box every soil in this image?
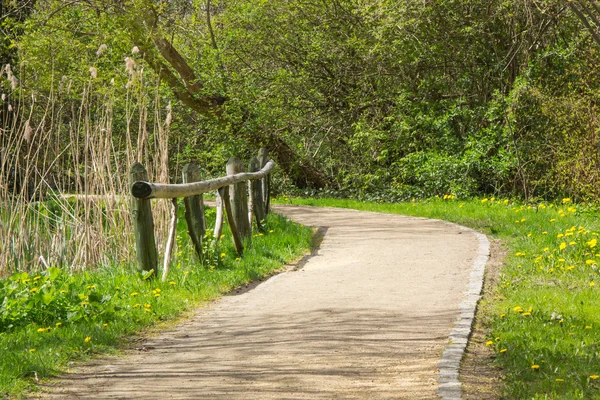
[34,205,496,399]
[460,240,505,400]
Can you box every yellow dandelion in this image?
[590,282,596,287]
[499,348,507,353]
[169,281,176,285]
[556,378,564,382]
[269,230,274,233]
[33,276,41,281]
[29,348,36,353]
[30,287,38,293]
[590,375,600,380]
[531,364,540,370]
[55,322,62,328]
[514,306,523,313]
[485,340,494,346]
[585,325,592,329]
[103,323,109,327]
[84,336,92,343]
[130,292,139,297]
[522,312,531,317]
[559,242,567,250]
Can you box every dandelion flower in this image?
[485,340,494,346]
[499,348,507,353]
[55,322,62,327]
[556,378,564,382]
[84,336,92,343]
[590,375,599,380]
[559,242,567,250]
[531,364,540,370]
[590,282,596,287]
[169,281,176,285]
[29,348,36,353]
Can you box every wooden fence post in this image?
[222,185,244,254]
[214,187,224,239]
[249,157,266,231]
[182,162,206,260]
[258,147,270,215]
[226,157,252,242]
[129,163,158,274]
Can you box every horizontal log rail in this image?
[131,159,275,199]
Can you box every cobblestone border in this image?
[437,224,491,400]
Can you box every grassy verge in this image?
[0,207,312,398]
[283,196,600,399]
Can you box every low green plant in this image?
[0,207,312,398]
[283,195,600,399]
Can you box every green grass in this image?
[282,196,600,399]
[0,206,313,398]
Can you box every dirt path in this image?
[39,205,482,399]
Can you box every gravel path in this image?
[39,205,483,399]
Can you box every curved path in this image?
[40,205,487,399]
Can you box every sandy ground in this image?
[37,205,480,399]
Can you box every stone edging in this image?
[437,223,491,400]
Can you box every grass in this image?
[0,205,313,398]
[282,196,600,399]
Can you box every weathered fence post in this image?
[182,162,206,259]
[222,185,244,254]
[129,163,158,274]
[214,187,225,239]
[258,147,271,215]
[249,157,266,231]
[226,157,251,241]
[162,198,178,281]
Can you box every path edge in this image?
[437,223,491,400]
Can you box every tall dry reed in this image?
[0,55,173,277]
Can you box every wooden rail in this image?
[131,160,275,199]
[129,148,273,278]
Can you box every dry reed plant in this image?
[0,54,174,278]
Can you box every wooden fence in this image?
[130,148,274,280]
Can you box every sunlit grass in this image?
[284,196,600,399]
